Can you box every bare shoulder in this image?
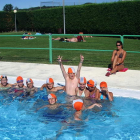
[123,50,126,54]
[113,50,117,53]
[7,83,13,87]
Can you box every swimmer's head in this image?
[26,78,33,88]
[48,93,57,105]
[16,76,24,88]
[46,78,54,90]
[87,79,97,91]
[68,67,75,80]
[1,75,8,86]
[100,81,107,91]
[79,77,86,90]
[73,99,83,111]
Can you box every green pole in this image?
[120,35,124,44]
[49,34,52,64]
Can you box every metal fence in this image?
[0,34,140,64]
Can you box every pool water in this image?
[0,90,140,140]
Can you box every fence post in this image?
[49,34,52,64]
[120,35,124,44]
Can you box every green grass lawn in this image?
[0,31,140,70]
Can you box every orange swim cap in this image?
[16,76,23,82]
[73,99,83,111]
[68,67,75,74]
[87,79,95,87]
[26,78,33,84]
[46,78,54,84]
[100,81,107,88]
[79,77,86,84]
[48,93,57,99]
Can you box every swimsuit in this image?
[115,52,123,58]
[77,89,85,97]
[89,88,97,98]
[89,92,96,98]
[100,94,109,100]
[115,51,124,65]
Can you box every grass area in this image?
[0,31,140,70]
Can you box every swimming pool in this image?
[0,88,140,140]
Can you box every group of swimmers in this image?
[1,40,126,120]
[0,55,113,120]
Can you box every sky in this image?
[0,0,117,11]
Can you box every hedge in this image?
[0,1,140,34]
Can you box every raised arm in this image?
[57,55,67,80]
[76,54,84,79]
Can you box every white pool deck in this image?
[0,61,140,99]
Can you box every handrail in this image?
[0,34,140,64]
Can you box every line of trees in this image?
[0,1,140,34]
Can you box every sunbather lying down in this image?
[52,36,86,42]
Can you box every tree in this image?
[14,6,19,10]
[3,4,13,12]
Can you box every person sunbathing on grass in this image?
[105,41,126,77]
[40,78,65,93]
[52,36,86,42]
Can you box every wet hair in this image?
[116,41,123,49]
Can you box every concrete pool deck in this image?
[0,61,140,98]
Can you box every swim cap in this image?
[73,99,83,111]
[87,79,97,87]
[46,78,54,84]
[26,78,33,84]
[48,93,57,99]
[68,67,75,74]
[79,77,86,84]
[16,76,23,83]
[1,75,7,80]
[100,81,107,88]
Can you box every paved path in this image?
[0,61,139,90]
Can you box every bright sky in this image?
[0,0,117,11]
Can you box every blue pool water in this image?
[0,90,140,140]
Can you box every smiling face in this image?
[47,83,54,90]
[68,73,75,80]
[1,78,8,86]
[48,98,57,105]
[79,83,86,90]
[17,82,24,88]
[27,83,33,88]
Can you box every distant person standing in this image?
[106,41,126,77]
